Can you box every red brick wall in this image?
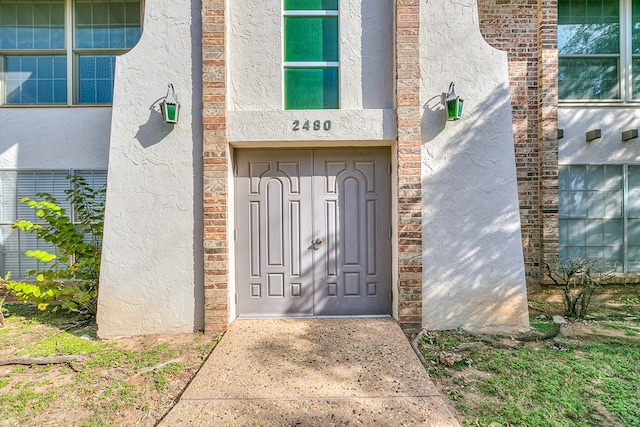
[396,0,423,332]
[477,0,558,287]
[202,1,229,332]
[200,1,558,332]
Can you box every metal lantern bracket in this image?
[443,82,464,121]
[160,84,180,125]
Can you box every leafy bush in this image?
[4,175,105,318]
[544,258,615,319]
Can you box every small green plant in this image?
[545,258,615,319]
[0,273,9,327]
[4,175,105,318]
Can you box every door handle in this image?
[314,238,323,245]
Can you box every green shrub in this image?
[4,175,105,318]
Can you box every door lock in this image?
[314,238,323,245]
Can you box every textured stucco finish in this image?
[229,0,393,112]
[559,107,640,164]
[420,0,529,332]
[97,0,203,337]
[0,108,110,169]
[228,109,396,143]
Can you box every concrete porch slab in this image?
[159,318,460,426]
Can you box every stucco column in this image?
[420,0,529,333]
[98,0,203,337]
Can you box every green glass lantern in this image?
[160,84,180,124]
[444,82,463,121]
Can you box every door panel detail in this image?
[236,148,390,317]
[250,202,260,276]
[250,283,261,298]
[268,274,284,297]
[266,180,284,266]
[290,201,301,276]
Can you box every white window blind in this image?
[0,170,106,279]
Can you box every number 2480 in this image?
[292,120,332,131]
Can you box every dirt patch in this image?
[0,310,220,427]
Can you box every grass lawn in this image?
[1,292,638,426]
[0,304,219,426]
[417,293,640,427]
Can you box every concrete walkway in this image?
[159,318,460,426]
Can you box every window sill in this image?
[0,104,112,108]
[559,101,640,108]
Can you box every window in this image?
[0,170,106,279]
[559,165,640,272]
[558,0,640,101]
[0,0,141,105]
[283,0,339,109]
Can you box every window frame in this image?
[282,7,340,110]
[0,0,142,106]
[558,0,640,105]
[558,163,640,273]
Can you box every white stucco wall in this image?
[420,0,529,333]
[227,0,395,143]
[97,0,203,337]
[559,107,640,164]
[0,108,110,169]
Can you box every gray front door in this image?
[235,148,391,317]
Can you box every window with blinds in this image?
[0,170,106,279]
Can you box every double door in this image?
[235,148,391,317]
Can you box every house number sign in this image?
[292,119,332,131]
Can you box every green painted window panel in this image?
[284,0,337,10]
[558,57,619,99]
[285,17,338,62]
[285,67,338,109]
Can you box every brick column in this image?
[537,0,559,284]
[478,0,559,287]
[202,1,229,333]
[396,0,423,332]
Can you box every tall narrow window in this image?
[283,0,339,109]
[0,0,141,105]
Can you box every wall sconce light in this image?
[444,82,464,121]
[160,84,180,124]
